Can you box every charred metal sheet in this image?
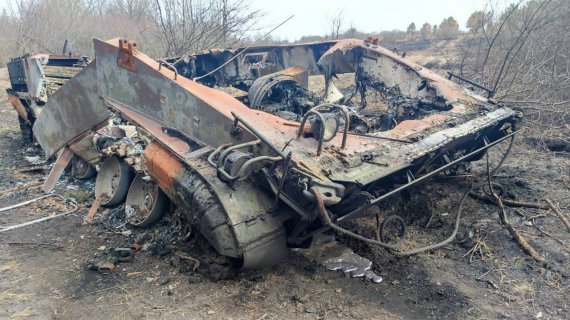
[41,146,74,192]
[318,39,484,106]
[169,41,337,85]
[23,54,48,101]
[248,66,309,110]
[32,61,109,158]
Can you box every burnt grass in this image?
[0,81,569,318]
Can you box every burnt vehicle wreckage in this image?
[4,37,522,273]
[6,53,89,143]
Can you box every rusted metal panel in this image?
[170,41,338,82]
[41,146,74,192]
[32,60,109,158]
[318,39,483,105]
[144,142,183,194]
[23,54,48,101]
[7,94,30,124]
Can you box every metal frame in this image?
[337,129,520,222]
[296,103,350,156]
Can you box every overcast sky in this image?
[249,0,519,41]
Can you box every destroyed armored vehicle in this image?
[31,38,521,271]
[6,53,88,143]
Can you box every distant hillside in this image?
[379,37,466,73]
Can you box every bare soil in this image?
[0,66,569,320]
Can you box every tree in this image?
[329,9,344,39]
[152,0,261,56]
[406,22,416,40]
[420,22,431,40]
[466,11,490,33]
[456,0,569,142]
[438,16,459,40]
[342,23,365,39]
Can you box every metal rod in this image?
[218,155,282,181]
[0,194,62,214]
[0,200,78,233]
[158,60,178,80]
[217,140,260,168]
[342,131,413,143]
[273,152,292,209]
[338,130,520,222]
[296,103,351,155]
[447,72,494,97]
[231,112,287,158]
[297,109,326,155]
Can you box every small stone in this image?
[304,306,317,313]
[159,277,170,286]
[97,246,106,251]
[391,280,400,285]
[207,310,214,315]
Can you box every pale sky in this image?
[0,0,519,41]
[249,0,519,41]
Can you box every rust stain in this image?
[7,94,30,124]
[117,38,138,72]
[276,66,309,88]
[389,114,451,138]
[144,142,183,193]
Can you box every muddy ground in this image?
[0,66,569,320]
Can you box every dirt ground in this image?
[0,65,569,320]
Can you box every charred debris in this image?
[3,37,525,275]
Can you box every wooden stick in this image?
[486,155,545,262]
[495,194,545,262]
[174,252,200,271]
[544,197,570,233]
[470,192,549,209]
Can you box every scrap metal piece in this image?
[41,147,74,193]
[32,61,109,158]
[7,94,30,124]
[299,236,383,284]
[84,198,101,223]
